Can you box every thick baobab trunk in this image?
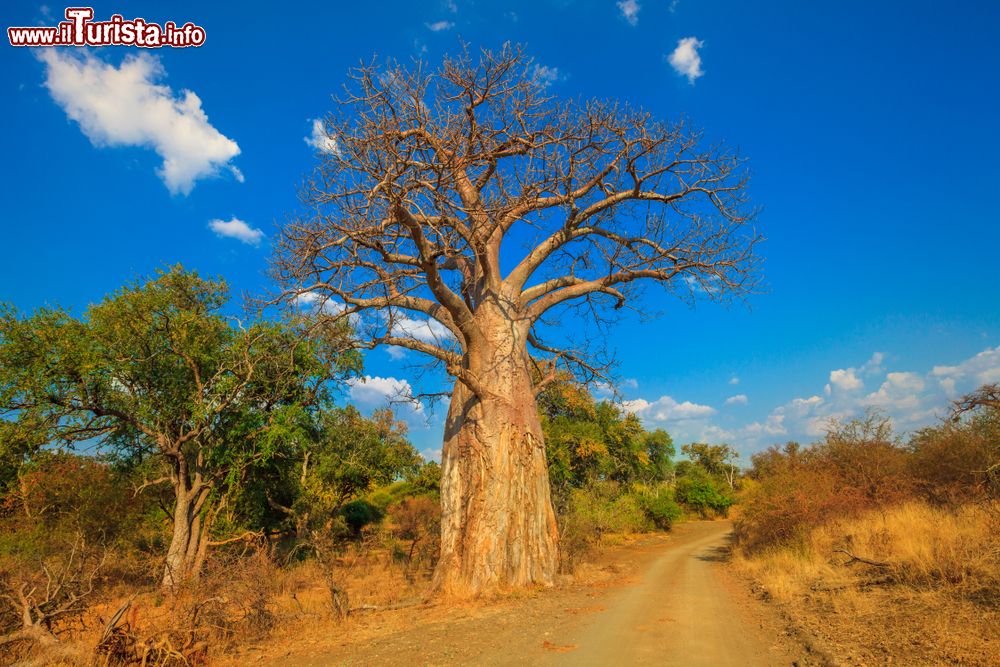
[161,485,209,591]
[432,310,559,597]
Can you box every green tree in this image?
[681,442,741,489]
[642,429,675,484]
[254,405,422,542]
[539,375,675,501]
[674,467,734,517]
[0,266,357,589]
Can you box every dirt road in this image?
[270,521,804,666]
[535,521,782,666]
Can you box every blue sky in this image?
[2,1,999,461]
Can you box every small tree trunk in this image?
[161,487,207,591]
[432,313,559,597]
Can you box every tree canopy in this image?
[274,43,760,394]
[0,266,359,587]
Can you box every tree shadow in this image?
[694,530,735,563]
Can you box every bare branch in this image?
[273,44,760,390]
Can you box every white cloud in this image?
[623,348,995,455]
[826,354,883,394]
[445,0,458,12]
[742,414,787,438]
[860,352,885,375]
[740,346,999,450]
[932,345,1000,388]
[866,372,926,411]
[532,64,562,88]
[39,51,240,195]
[305,118,338,154]
[788,395,824,411]
[347,375,427,426]
[391,316,453,344]
[594,378,639,397]
[652,345,999,456]
[425,20,454,31]
[623,395,715,422]
[622,391,721,444]
[293,291,348,315]
[667,36,705,84]
[729,375,740,385]
[683,273,722,295]
[348,375,419,409]
[828,368,863,392]
[700,424,737,442]
[617,0,641,26]
[380,315,455,359]
[208,217,264,245]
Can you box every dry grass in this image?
[734,501,1000,665]
[0,538,435,667]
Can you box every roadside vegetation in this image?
[538,376,735,572]
[7,267,992,666]
[0,267,735,666]
[733,387,1000,665]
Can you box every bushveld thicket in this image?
[736,401,999,552]
[734,390,1000,665]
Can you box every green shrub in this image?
[556,481,682,572]
[608,492,649,532]
[340,499,383,534]
[675,475,733,517]
[637,485,683,529]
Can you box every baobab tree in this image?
[274,45,760,597]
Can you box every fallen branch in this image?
[347,599,422,615]
[834,548,890,568]
[207,531,262,547]
[97,595,135,646]
[1,537,106,650]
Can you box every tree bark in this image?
[432,307,559,597]
[161,485,207,591]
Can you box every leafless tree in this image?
[953,383,1000,418]
[273,44,761,596]
[0,537,105,652]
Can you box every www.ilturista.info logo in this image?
[8,7,206,48]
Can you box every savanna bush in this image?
[0,452,164,588]
[736,501,1000,600]
[340,499,383,535]
[674,473,733,518]
[635,484,683,529]
[556,481,680,571]
[386,496,440,578]
[129,548,283,662]
[4,452,150,546]
[908,409,1000,503]
[736,405,1000,554]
